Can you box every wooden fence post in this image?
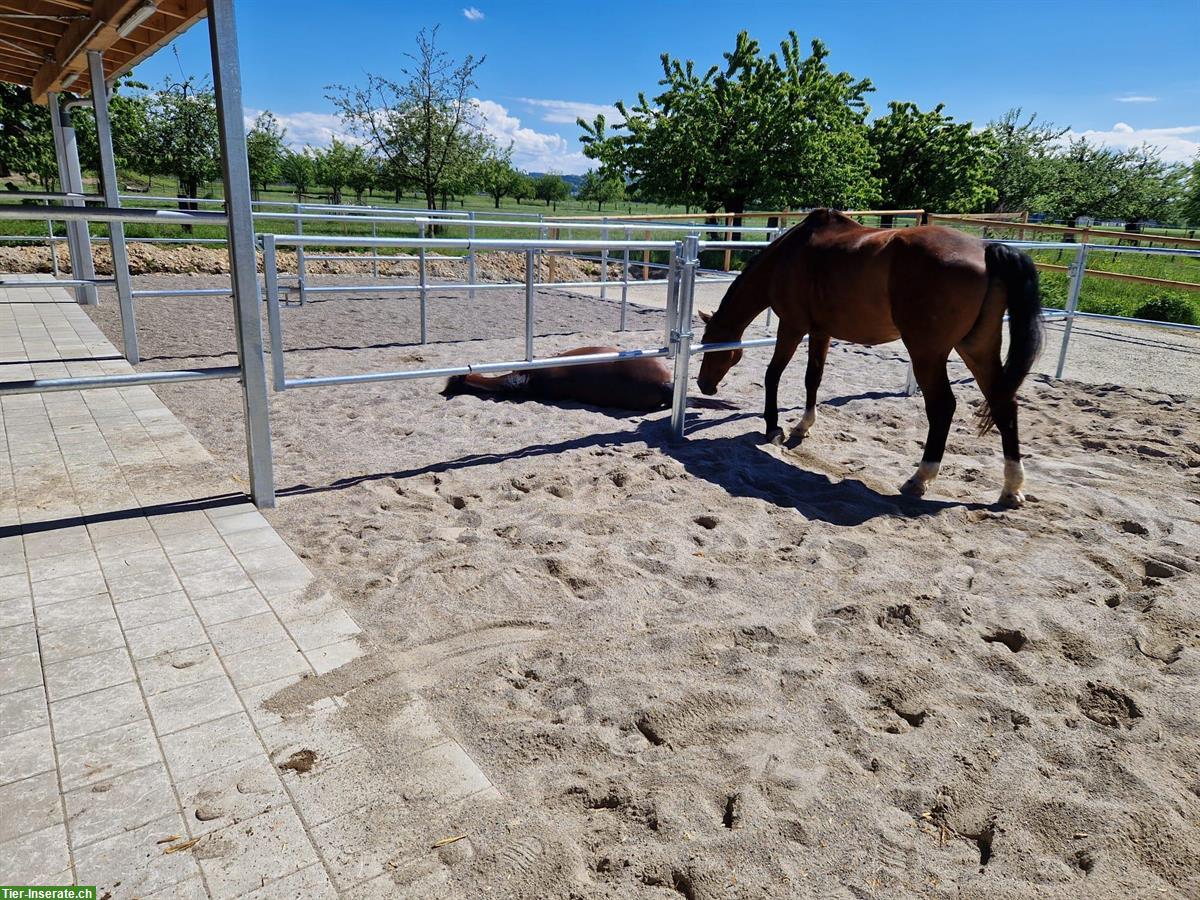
[643,229,651,280]
[723,213,733,271]
[548,227,558,283]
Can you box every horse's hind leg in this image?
[957,343,1025,508]
[788,333,830,446]
[900,352,957,498]
[763,322,805,444]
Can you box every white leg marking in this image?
[998,458,1025,508]
[900,461,940,498]
[787,407,817,445]
[500,372,530,390]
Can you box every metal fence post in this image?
[208,0,275,508]
[47,220,59,277]
[664,241,681,353]
[525,249,535,361]
[261,234,286,392]
[600,217,609,300]
[669,235,700,440]
[48,95,97,305]
[620,225,630,331]
[418,222,428,344]
[88,50,139,364]
[371,220,378,277]
[1055,244,1088,379]
[296,246,307,305]
[467,211,477,300]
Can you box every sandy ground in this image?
[83,276,1200,898]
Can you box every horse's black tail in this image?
[978,243,1043,433]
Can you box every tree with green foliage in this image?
[985,108,1067,213]
[439,126,490,208]
[577,168,625,211]
[280,149,314,200]
[579,33,880,220]
[535,172,570,208]
[1180,156,1200,227]
[511,172,535,204]
[0,84,58,190]
[308,138,359,204]
[478,145,517,208]
[145,76,221,209]
[1037,139,1173,228]
[868,101,996,222]
[246,111,286,198]
[346,147,377,204]
[327,26,487,211]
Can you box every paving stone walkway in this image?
[1,277,499,898]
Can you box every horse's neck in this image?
[716,278,771,338]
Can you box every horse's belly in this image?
[819,297,901,346]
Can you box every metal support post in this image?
[600,218,609,300]
[296,246,307,305]
[664,242,681,353]
[88,51,138,363]
[525,249,535,361]
[208,0,275,508]
[48,95,97,305]
[467,212,476,300]
[1056,244,1088,379]
[669,235,700,440]
[620,225,630,331]
[371,221,378,277]
[261,234,286,391]
[47,220,59,277]
[418,222,428,344]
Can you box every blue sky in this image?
[133,0,1200,173]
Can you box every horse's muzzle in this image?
[697,379,718,396]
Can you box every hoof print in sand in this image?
[1079,684,1143,729]
[982,628,1028,653]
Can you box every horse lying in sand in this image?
[696,208,1043,508]
[443,346,673,412]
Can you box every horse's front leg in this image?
[763,323,805,445]
[787,333,830,446]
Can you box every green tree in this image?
[246,111,286,198]
[309,138,358,204]
[145,76,221,209]
[576,168,625,211]
[985,108,1067,214]
[1036,139,1175,228]
[511,172,535,203]
[1180,156,1200,227]
[478,145,517,208]
[280,149,313,200]
[327,26,487,211]
[534,172,570,208]
[579,32,880,222]
[0,84,58,190]
[346,146,377,204]
[868,101,996,223]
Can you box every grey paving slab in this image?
[57,719,163,792]
[0,686,49,738]
[44,645,136,702]
[161,712,264,783]
[64,762,178,849]
[0,649,43,695]
[0,771,63,844]
[33,592,116,631]
[223,639,313,691]
[74,812,201,899]
[0,724,55,786]
[191,587,271,627]
[146,674,243,736]
[124,614,208,660]
[175,754,290,837]
[50,681,147,741]
[196,804,322,899]
[134,644,225,696]
[0,823,71,884]
[0,621,37,659]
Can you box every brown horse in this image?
[443,346,673,411]
[696,208,1043,507]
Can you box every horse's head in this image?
[696,310,743,395]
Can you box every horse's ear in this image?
[698,310,712,324]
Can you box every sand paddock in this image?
[86,276,1200,898]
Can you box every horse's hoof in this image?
[998,489,1025,509]
[766,427,785,446]
[899,476,927,498]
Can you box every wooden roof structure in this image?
[0,0,206,102]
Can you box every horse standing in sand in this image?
[443,346,673,412]
[696,208,1043,507]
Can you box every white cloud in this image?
[244,109,361,150]
[1114,95,1157,103]
[1069,122,1200,163]
[474,99,590,174]
[516,97,623,126]
[463,6,485,21]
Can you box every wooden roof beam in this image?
[30,0,149,102]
